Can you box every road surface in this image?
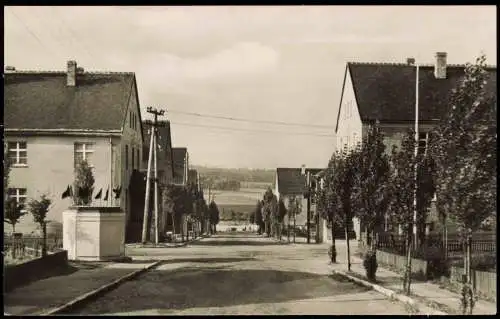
[71,233,419,315]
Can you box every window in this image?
[8,188,27,211]
[132,146,135,169]
[74,142,94,167]
[136,149,140,169]
[8,141,27,166]
[125,145,129,170]
[418,132,428,156]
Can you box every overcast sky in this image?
[4,6,496,169]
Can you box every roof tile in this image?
[4,72,135,131]
[346,63,497,124]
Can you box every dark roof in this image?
[172,148,188,181]
[276,168,323,196]
[4,71,137,131]
[336,63,497,132]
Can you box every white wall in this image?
[336,68,363,153]
[5,134,116,234]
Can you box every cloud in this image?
[279,34,421,45]
[136,41,279,95]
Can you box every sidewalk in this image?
[3,260,157,315]
[327,241,497,315]
[126,234,208,249]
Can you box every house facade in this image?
[334,52,497,239]
[4,61,144,235]
[275,167,324,241]
[172,148,189,186]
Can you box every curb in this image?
[332,269,448,315]
[126,235,207,249]
[41,260,163,315]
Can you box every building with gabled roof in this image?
[4,60,144,235]
[334,52,497,241]
[172,147,189,185]
[274,167,323,227]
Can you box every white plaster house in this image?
[332,52,497,241]
[4,61,144,236]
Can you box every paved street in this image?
[71,233,420,315]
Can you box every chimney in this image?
[67,60,77,86]
[434,52,447,79]
[406,58,415,65]
[301,164,306,176]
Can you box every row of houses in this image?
[274,52,497,244]
[4,60,200,242]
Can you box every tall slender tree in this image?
[287,196,302,243]
[429,55,496,314]
[208,201,220,234]
[351,122,391,251]
[387,130,435,295]
[253,200,264,234]
[27,195,52,257]
[277,197,287,241]
[316,166,341,263]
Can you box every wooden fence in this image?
[3,235,63,257]
[376,232,496,258]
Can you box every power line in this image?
[169,121,335,138]
[50,7,95,61]
[7,7,61,59]
[167,109,334,129]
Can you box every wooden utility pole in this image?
[306,171,311,244]
[141,107,166,245]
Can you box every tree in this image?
[208,201,220,234]
[330,147,358,271]
[254,200,264,234]
[429,55,496,314]
[262,188,278,238]
[287,196,302,243]
[317,166,342,263]
[5,197,26,234]
[351,122,391,251]
[27,194,52,257]
[73,160,95,206]
[277,197,287,241]
[387,130,435,295]
[249,210,255,225]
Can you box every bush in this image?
[450,253,496,272]
[363,249,378,282]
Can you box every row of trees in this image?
[160,181,220,240]
[248,188,303,243]
[316,55,496,314]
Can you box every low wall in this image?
[450,266,497,301]
[4,250,68,292]
[376,250,428,279]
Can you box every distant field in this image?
[204,188,266,205]
[240,182,273,190]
